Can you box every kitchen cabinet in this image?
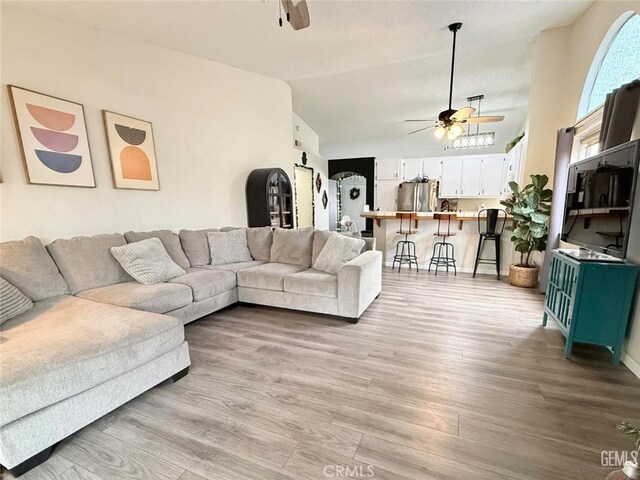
[459,157,483,197]
[422,157,442,181]
[375,180,398,212]
[481,156,506,197]
[401,158,422,181]
[376,159,400,180]
[439,157,463,197]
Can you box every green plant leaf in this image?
[514,205,534,216]
[540,189,553,201]
[508,181,519,194]
[530,211,549,224]
[530,223,547,239]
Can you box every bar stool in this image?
[428,213,457,275]
[473,208,507,280]
[392,212,419,272]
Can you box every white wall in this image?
[522,1,640,376]
[0,5,303,243]
[291,112,329,229]
[293,112,320,156]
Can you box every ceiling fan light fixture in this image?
[449,123,464,136]
[433,126,446,139]
[446,129,459,141]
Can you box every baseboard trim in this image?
[622,352,640,380]
[383,261,508,276]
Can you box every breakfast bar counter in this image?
[361,210,513,228]
[361,210,516,274]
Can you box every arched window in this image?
[578,12,640,119]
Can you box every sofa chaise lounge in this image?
[0,227,381,476]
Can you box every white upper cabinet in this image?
[375,180,398,211]
[439,157,463,197]
[401,158,422,181]
[422,157,442,181]
[376,159,400,180]
[480,156,506,197]
[460,157,483,197]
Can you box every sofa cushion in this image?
[207,230,252,266]
[125,230,190,269]
[204,260,266,273]
[111,238,186,285]
[270,227,314,267]
[0,236,69,301]
[284,269,338,298]
[169,268,236,302]
[0,295,184,426]
[76,281,192,314]
[312,230,332,265]
[47,233,131,294]
[179,228,219,267]
[0,277,33,324]
[314,233,366,275]
[312,231,372,265]
[237,263,307,291]
[247,227,273,261]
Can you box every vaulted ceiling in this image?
[15,0,593,158]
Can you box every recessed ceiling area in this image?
[13,0,593,159]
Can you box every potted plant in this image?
[500,174,552,288]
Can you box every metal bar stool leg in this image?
[410,241,419,272]
[473,236,484,278]
[450,242,457,276]
[495,235,501,280]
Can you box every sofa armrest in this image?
[337,250,382,320]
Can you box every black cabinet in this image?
[246,168,293,228]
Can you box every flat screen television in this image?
[561,139,639,258]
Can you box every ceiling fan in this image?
[406,23,505,140]
[267,0,310,30]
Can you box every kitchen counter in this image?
[361,210,516,274]
[361,210,514,229]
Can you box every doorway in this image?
[294,164,314,229]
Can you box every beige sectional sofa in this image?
[0,227,381,476]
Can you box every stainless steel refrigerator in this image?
[396,181,439,212]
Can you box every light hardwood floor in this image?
[5,269,640,480]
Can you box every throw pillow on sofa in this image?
[270,227,314,267]
[179,228,219,267]
[247,227,273,261]
[313,232,365,275]
[110,238,186,285]
[207,229,252,266]
[0,277,33,324]
[124,230,190,269]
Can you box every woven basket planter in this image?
[509,264,539,288]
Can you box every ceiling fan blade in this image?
[405,119,438,122]
[451,106,476,120]
[282,0,310,30]
[465,115,505,123]
[408,126,435,135]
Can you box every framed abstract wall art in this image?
[103,111,159,190]
[8,85,95,187]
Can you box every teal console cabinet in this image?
[543,250,639,365]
